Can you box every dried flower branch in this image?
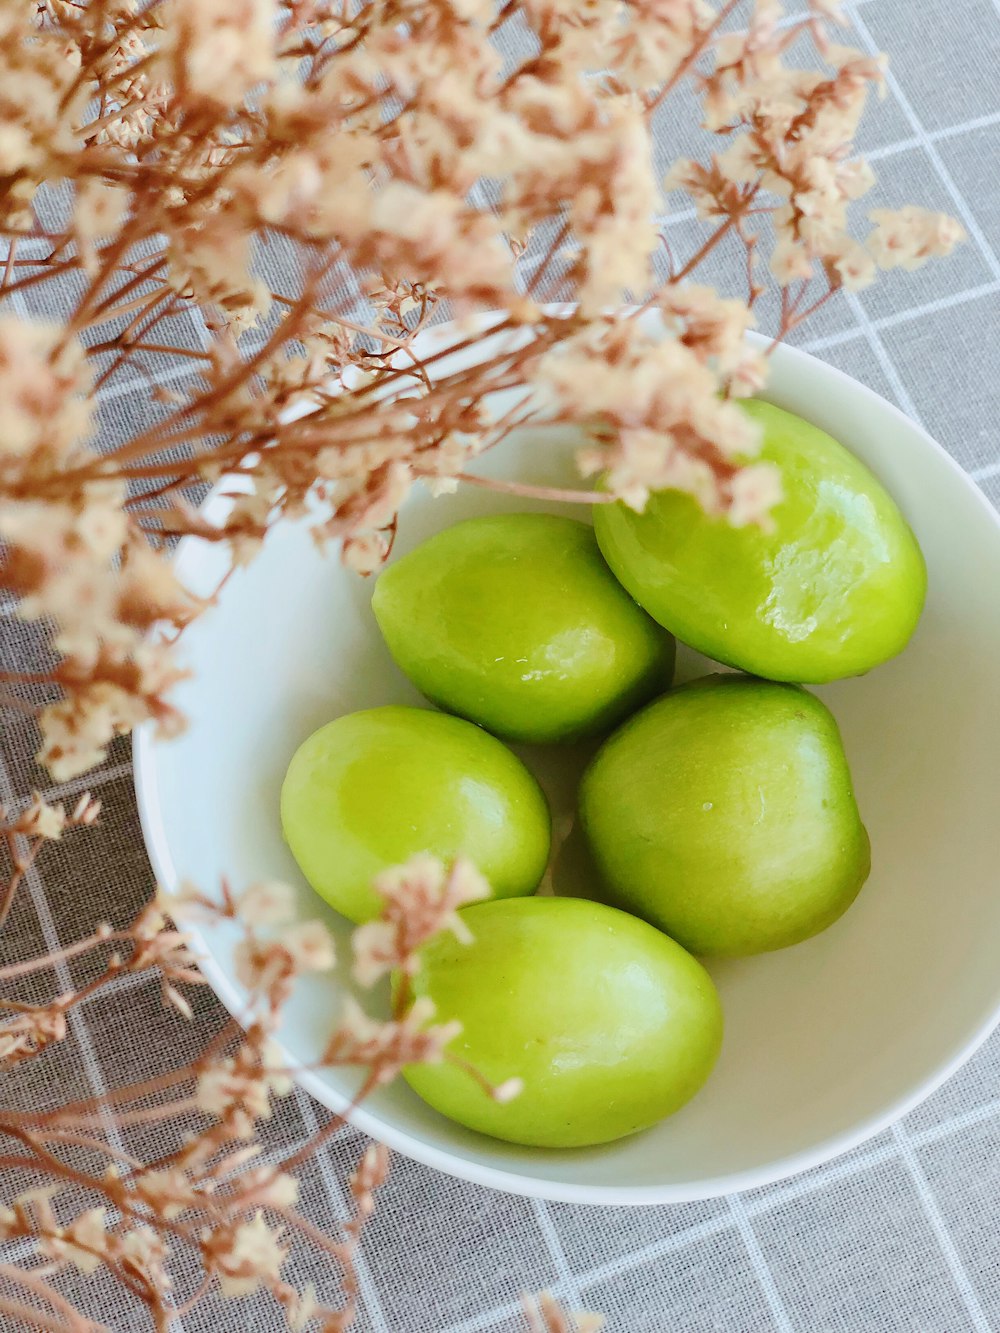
[1,862,512,1329]
[0,0,963,789]
[0,791,101,932]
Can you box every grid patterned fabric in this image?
[4,1,1000,1329]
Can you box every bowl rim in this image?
[134,323,1000,1205]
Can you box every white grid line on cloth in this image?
[848,2,1000,284]
[292,1089,392,1333]
[863,108,1000,163]
[836,83,1000,1310]
[530,1198,584,1308]
[912,1094,1000,1151]
[0,752,194,1330]
[99,360,197,403]
[798,278,1000,354]
[748,1082,1000,1222]
[842,289,921,419]
[448,1068,1000,1333]
[61,992,1000,1333]
[890,1122,993,1332]
[0,762,123,1144]
[0,1238,36,1267]
[0,761,137,813]
[726,1192,794,1333]
[973,458,1000,483]
[442,1209,741,1333]
[744,1139,900,1218]
[647,109,1000,234]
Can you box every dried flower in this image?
[867,206,967,271]
[325,996,462,1082]
[210,1211,289,1298]
[196,1041,292,1136]
[234,917,335,998]
[353,854,491,988]
[41,1207,110,1275]
[237,879,297,927]
[14,794,67,842]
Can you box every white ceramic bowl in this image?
[135,324,1000,1205]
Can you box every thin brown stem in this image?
[1,236,18,296]
[673,187,760,284]
[768,279,839,354]
[0,928,111,981]
[276,1071,382,1174]
[0,689,38,717]
[447,473,615,505]
[92,291,182,392]
[0,1290,101,1333]
[644,0,743,115]
[526,220,571,300]
[0,838,42,932]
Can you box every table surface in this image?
[4,1,1000,1329]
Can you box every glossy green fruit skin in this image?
[593,400,927,683]
[281,706,550,923]
[372,513,675,744]
[402,896,723,1147]
[580,675,871,957]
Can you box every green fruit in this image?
[372,513,674,744]
[580,675,871,956]
[281,706,550,923]
[593,400,926,683]
[401,896,722,1147]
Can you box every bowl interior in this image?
[136,332,1000,1204]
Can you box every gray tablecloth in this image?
[4,0,1000,1329]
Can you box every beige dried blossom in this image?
[0,1006,68,1064]
[867,206,967,271]
[234,916,335,997]
[166,0,278,107]
[284,1282,323,1331]
[41,1207,110,1275]
[325,996,462,1083]
[117,1225,172,1286]
[353,854,491,988]
[523,1292,606,1333]
[0,317,94,472]
[132,1167,201,1222]
[240,1165,301,1209]
[553,323,765,514]
[210,1210,289,1298]
[195,1037,294,1136]
[14,794,68,841]
[238,878,298,927]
